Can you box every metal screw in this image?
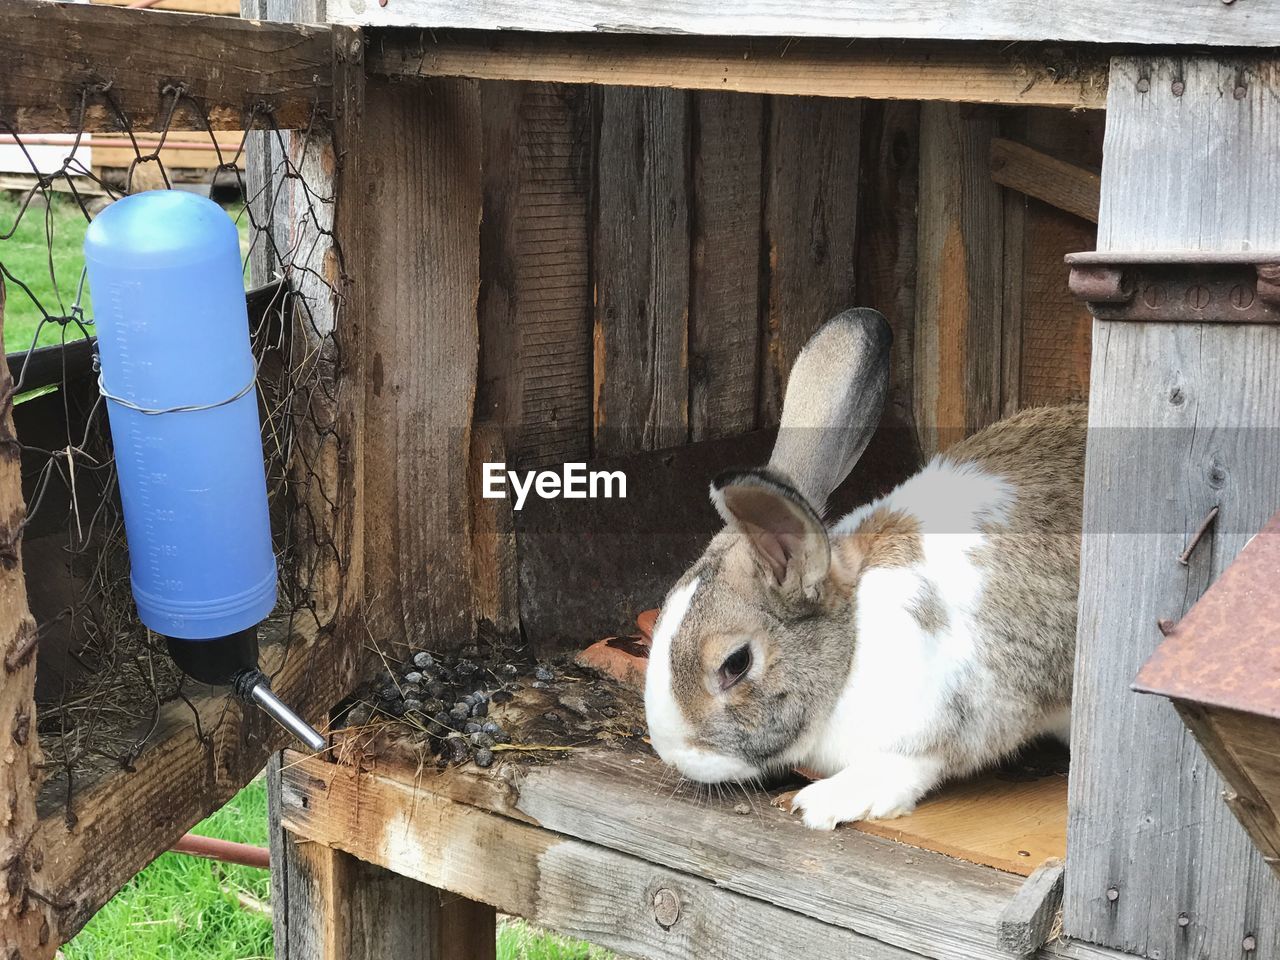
[1106,887,1120,903]
[1137,78,1151,93]
[652,888,682,928]
[1234,85,1248,100]
[1177,913,1191,928]
[1171,81,1185,96]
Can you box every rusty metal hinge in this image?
[1066,251,1280,323]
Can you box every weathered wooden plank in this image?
[271,754,496,960]
[914,103,1004,456]
[477,81,594,469]
[689,90,763,441]
[33,617,364,946]
[0,0,332,132]
[593,86,690,455]
[998,859,1065,957]
[370,33,1109,109]
[856,99,920,439]
[0,280,48,956]
[361,76,482,655]
[331,746,1024,960]
[1065,56,1280,960]
[333,0,1279,47]
[468,421,520,650]
[279,753,931,960]
[760,96,861,426]
[989,138,1100,224]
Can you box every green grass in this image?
[64,780,273,960]
[0,191,95,353]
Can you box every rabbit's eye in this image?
[717,645,752,691]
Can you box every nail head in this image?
[653,888,681,928]
[1172,81,1185,96]
[1137,78,1151,93]
[1234,85,1248,100]
[1106,887,1120,903]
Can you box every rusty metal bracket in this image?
[1067,251,1280,323]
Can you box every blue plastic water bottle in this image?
[84,191,324,750]
[85,190,277,640]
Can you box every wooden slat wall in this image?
[477,82,595,470]
[760,96,863,426]
[477,85,1099,653]
[689,90,764,441]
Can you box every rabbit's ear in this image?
[769,308,891,513]
[711,468,830,597]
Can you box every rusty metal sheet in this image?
[1066,251,1280,324]
[1135,509,1280,720]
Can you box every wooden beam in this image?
[0,0,332,132]
[371,33,1109,109]
[339,0,1277,47]
[269,756,496,960]
[0,280,50,956]
[1065,56,1280,960]
[279,753,927,960]
[989,138,1100,224]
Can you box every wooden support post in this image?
[1065,57,1280,959]
[269,755,497,960]
[0,280,50,956]
[359,74,482,655]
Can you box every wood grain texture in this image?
[270,753,497,960]
[371,33,1109,109]
[592,86,690,455]
[1065,56,1280,960]
[0,0,332,132]
[333,0,1279,46]
[1003,110,1101,410]
[477,81,594,469]
[760,96,861,426]
[999,859,1065,957]
[279,752,922,960]
[1175,706,1280,879]
[989,138,1100,224]
[0,280,50,957]
[856,99,920,438]
[851,772,1066,877]
[468,421,520,649]
[361,76,481,655]
[386,747,1022,960]
[914,102,1004,456]
[689,90,763,441]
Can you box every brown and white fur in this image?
[644,308,1085,830]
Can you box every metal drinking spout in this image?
[234,669,327,752]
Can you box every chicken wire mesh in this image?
[0,82,344,821]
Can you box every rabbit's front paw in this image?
[789,752,942,831]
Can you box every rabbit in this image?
[644,307,1086,830]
